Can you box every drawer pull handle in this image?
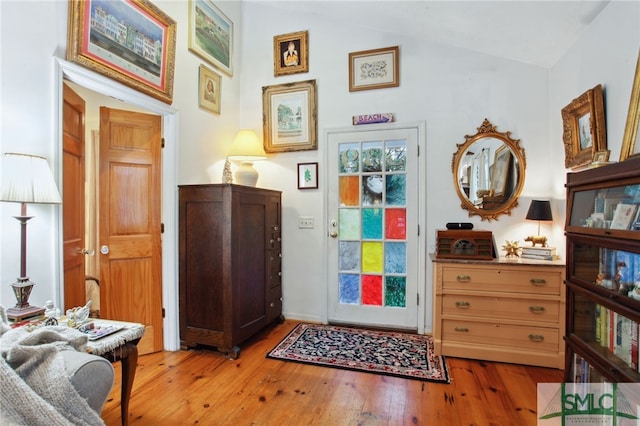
[528,334,544,342]
[454,327,469,332]
[456,275,471,282]
[529,306,546,313]
[530,278,547,286]
[455,301,470,308]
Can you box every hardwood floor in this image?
[101,320,564,426]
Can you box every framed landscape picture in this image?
[262,80,317,153]
[67,0,177,104]
[189,0,233,76]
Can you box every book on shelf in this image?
[599,305,609,349]
[631,321,639,371]
[610,203,638,230]
[521,246,557,256]
[521,253,558,261]
[613,313,634,367]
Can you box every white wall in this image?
[237,1,638,329]
[0,0,245,319]
[1,1,638,342]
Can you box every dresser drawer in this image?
[441,265,562,295]
[442,294,560,324]
[441,319,559,353]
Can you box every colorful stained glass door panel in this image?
[328,126,421,329]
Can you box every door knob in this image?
[80,248,95,256]
[329,220,338,238]
[100,245,110,255]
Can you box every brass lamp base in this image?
[6,277,45,321]
[6,305,45,322]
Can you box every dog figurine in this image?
[524,235,548,247]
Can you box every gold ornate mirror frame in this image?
[451,119,526,221]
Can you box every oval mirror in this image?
[451,119,526,221]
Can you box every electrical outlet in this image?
[298,216,315,229]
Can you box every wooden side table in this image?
[85,320,145,426]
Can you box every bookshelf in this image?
[564,158,640,383]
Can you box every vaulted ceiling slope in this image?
[250,0,611,68]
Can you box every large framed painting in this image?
[67,0,177,104]
[620,51,640,161]
[561,84,607,169]
[188,0,233,77]
[262,80,317,153]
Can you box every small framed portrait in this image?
[297,162,318,189]
[592,149,610,163]
[198,65,221,115]
[274,30,309,76]
[561,84,607,169]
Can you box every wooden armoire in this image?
[178,184,282,359]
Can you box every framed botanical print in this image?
[274,30,309,76]
[561,84,607,169]
[67,0,177,104]
[262,80,317,153]
[188,0,233,76]
[198,65,221,115]
[297,162,318,189]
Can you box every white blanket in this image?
[0,321,105,426]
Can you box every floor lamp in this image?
[0,153,62,321]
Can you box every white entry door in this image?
[326,123,425,330]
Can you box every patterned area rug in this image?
[267,323,450,383]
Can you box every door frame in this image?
[323,121,427,334]
[53,58,181,350]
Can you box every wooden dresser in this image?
[178,184,282,359]
[432,256,565,368]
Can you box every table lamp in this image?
[525,200,553,244]
[227,130,267,187]
[0,153,62,320]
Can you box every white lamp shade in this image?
[0,153,62,204]
[227,130,267,162]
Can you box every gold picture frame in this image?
[489,144,512,197]
[349,46,399,92]
[619,51,640,161]
[67,0,177,104]
[198,65,221,115]
[561,84,607,169]
[188,0,233,77]
[262,80,317,153]
[274,30,309,77]
[592,149,610,163]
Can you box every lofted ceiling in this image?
[251,0,611,68]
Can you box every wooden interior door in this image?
[99,107,163,354]
[62,83,86,310]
